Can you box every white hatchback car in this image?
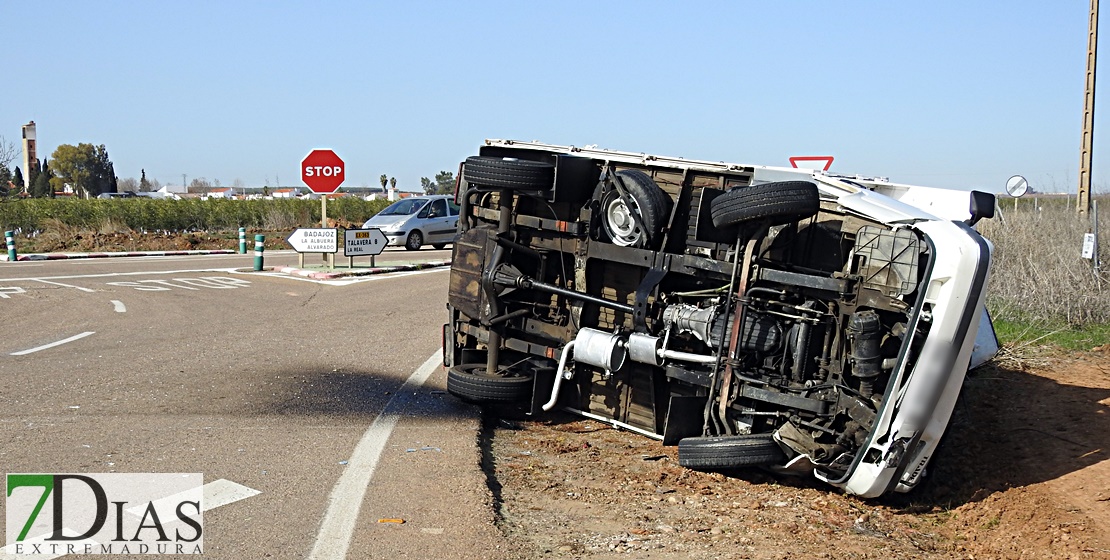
[362,195,460,250]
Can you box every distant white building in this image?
[137,186,181,200]
[271,188,298,198]
[206,188,234,199]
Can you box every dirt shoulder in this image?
[486,352,1110,559]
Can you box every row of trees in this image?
[0,137,118,198]
[421,171,454,195]
[1,135,460,199]
[376,171,455,195]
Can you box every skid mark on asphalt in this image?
[307,352,440,560]
[10,332,95,356]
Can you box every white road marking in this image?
[32,279,95,293]
[110,300,126,312]
[243,267,447,286]
[199,478,262,511]
[2,268,241,282]
[10,332,96,356]
[0,479,259,560]
[4,266,445,288]
[106,277,252,292]
[125,478,260,517]
[0,286,26,298]
[307,352,441,560]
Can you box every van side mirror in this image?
[967,190,996,227]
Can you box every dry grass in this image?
[262,206,298,230]
[978,198,1110,327]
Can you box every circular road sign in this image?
[301,149,345,193]
[1005,175,1029,198]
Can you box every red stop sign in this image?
[301,149,345,193]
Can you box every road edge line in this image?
[306,352,441,560]
[10,331,96,356]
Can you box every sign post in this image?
[343,228,388,267]
[301,149,345,268]
[287,228,338,269]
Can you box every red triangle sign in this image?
[789,156,834,171]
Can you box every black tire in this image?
[678,435,786,469]
[446,363,534,403]
[710,181,820,228]
[600,169,671,249]
[405,231,423,251]
[432,243,447,250]
[463,156,555,191]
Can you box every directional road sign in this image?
[344,228,388,257]
[286,228,338,253]
[301,149,345,193]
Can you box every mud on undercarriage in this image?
[444,140,994,497]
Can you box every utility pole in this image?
[1079,0,1099,215]
[183,174,187,193]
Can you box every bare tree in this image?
[118,177,139,192]
[189,177,213,193]
[0,136,19,169]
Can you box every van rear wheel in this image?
[599,169,670,250]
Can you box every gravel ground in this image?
[486,353,1110,559]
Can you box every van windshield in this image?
[377,199,428,216]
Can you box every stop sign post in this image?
[301,149,346,268]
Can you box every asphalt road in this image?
[0,251,510,559]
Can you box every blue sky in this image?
[1,1,1100,193]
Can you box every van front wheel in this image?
[405,231,423,251]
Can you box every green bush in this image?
[0,197,393,233]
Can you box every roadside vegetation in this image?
[0,197,391,235]
[978,195,1110,351]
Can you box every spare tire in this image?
[463,156,555,191]
[710,181,820,228]
[678,435,787,469]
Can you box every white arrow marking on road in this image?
[308,352,440,560]
[0,479,260,560]
[10,332,95,356]
[110,300,126,312]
